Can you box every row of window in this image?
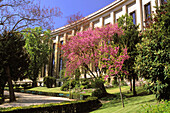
[42,0,168,78]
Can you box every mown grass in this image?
[91,94,157,113]
[27,87,69,94]
[27,86,130,96]
[91,86,159,113]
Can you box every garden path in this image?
[0,91,73,108]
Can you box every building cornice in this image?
[51,0,131,36]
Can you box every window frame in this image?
[144,2,151,20]
[130,10,136,25]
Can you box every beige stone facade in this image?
[41,0,164,79]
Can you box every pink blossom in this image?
[61,23,129,77]
[104,75,109,80]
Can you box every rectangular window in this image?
[144,2,151,20]
[52,43,56,75]
[59,41,63,73]
[130,11,136,25]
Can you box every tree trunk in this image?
[100,82,107,95]
[84,70,87,79]
[118,77,124,107]
[32,79,37,87]
[6,66,16,102]
[0,86,5,102]
[130,78,132,92]
[133,75,136,96]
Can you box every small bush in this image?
[91,78,105,89]
[43,76,56,88]
[81,79,92,89]
[60,79,78,91]
[92,89,103,98]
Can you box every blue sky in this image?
[40,0,116,29]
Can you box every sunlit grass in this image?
[106,86,130,94]
[28,87,69,94]
[91,94,157,113]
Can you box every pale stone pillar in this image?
[72,29,75,36]
[110,12,115,24]
[158,0,161,7]
[55,35,60,78]
[151,0,157,13]
[63,33,67,44]
[122,5,127,15]
[80,26,84,32]
[136,0,143,31]
[99,17,104,27]
[90,22,94,29]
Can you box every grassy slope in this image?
[91,94,156,113]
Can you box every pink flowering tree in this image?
[62,24,129,97]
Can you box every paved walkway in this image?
[0,91,73,108]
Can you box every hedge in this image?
[0,97,102,113]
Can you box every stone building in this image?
[39,0,166,81]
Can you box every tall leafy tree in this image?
[0,32,30,102]
[134,1,170,100]
[23,27,52,87]
[117,14,141,96]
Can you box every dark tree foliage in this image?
[134,1,170,100]
[117,14,141,96]
[0,32,30,102]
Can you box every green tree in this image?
[0,32,30,102]
[134,1,170,100]
[117,14,141,96]
[23,27,52,87]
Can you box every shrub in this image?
[81,79,92,89]
[60,79,78,91]
[43,76,56,88]
[92,89,103,98]
[91,78,105,89]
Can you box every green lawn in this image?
[91,94,157,113]
[106,86,130,94]
[27,86,130,96]
[90,86,159,113]
[28,87,69,94]
[28,86,161,113]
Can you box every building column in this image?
[90,22,94,29]
[110,12,115,24]
[151,0,157,13]
[136,0,143,31]
[122,5,127,15]
[99,17,104,27]
[55,35,60,78]
[80,26,84,32]
[63,33,67,44]
[72,29,75,36]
